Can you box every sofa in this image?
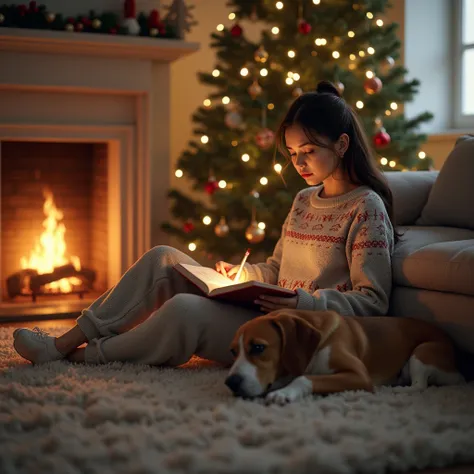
[385,135,474,356]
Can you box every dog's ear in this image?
[270,314,321,376]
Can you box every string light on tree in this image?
[376,19,384,26]
[356,100,364,109]
[201,135,209,144]
[367,47,375,55]
[260,68,268,76]
[276,1,284,9]
[241,153,250,162]
[175,169,183,178]
[222,96,230,104]
[260,177,269,185]
[202,216,212,225]
[203,99,211,107]
[216,23,224,31]
[274,163,283,173]
[212,69,220,77]
[288,50,296,58]
[218,180,227,189]
[188,242,197,252]
[348,30,355,37]
[418,151,426,159]
[380,157,388,166]
[228,12,236,20]
[389,160,396,168]
[366,11,374,19]
[390,102,398,110]
[313,0,321,4]
[240,67,249,76]
[332,51,340,59]
[271,26,279,35]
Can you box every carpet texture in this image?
[1,326,474,474]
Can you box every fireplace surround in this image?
[0,27,199,318]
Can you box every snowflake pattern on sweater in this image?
[245,185,394,316]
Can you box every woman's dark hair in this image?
[276,80,400,242]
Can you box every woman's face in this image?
[284,124,342,186]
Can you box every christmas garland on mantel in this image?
[0,1,190,39]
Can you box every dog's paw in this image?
[265,387,301,405]
[264,376,312,405]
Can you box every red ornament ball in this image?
[231,23,243,37]
[204,177,219,195]
[364,76,383,95]
[373,129,391,148]
[183,221,195,233]
[298,20,312,35]
[255,128,275,149]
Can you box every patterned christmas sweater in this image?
[244,185,394,316]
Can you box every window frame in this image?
[453,0,474,129]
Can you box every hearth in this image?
[1,140,108,310]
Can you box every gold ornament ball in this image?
[45,12,56,23]
[248,80,262,99]
[335,81,345,95]
[150,27,159,37]
[292,87,303,97]
[245,221,265,244]
[254,46,269,63]
[364,76,383,95]
[0,13,5,24]
[65,23,74,32]
[92,18,102,29]
[214,217,229,237]
[382,56,395,70]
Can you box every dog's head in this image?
[225,310,322,398]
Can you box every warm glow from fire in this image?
[20,188,81,293]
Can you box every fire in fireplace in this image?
[6,188,96,302]
[1,140,109,306]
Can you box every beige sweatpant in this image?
[77,246,262,366]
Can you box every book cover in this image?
[174,263,295,308]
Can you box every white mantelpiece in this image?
[0,28,199,287]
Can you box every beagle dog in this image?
[225,309,465,404]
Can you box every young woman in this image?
[13,81,395,368]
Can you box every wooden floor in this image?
[2,317,473,474]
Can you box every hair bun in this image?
[316,80,341,98]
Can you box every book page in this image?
[179,264,236,293]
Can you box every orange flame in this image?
[20,188,81,293]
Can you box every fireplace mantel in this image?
[0,27,199,62]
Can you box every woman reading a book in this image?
[13,81,396,368]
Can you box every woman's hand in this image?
[215,261,239,280]
[254,294,298,312]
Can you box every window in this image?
[454,0,474,127]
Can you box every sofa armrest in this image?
[384,171,439,225]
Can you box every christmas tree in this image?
[163,0,433,261]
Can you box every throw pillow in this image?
[416,135,474,230]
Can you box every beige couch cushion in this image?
[389,287,474,354]
[416,136,474,230]
[393,226,474,296]
[385,171,438,225]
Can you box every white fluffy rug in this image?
[1,326,474,474]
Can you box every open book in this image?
[174,263,296,308]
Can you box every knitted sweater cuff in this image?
[295,288,315,310]
[243,263,259,282]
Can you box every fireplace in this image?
[1,141,108,304]
[0,25,199,319]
